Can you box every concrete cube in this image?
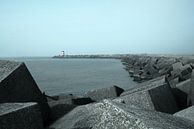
[0,60,50,123]
[121,76,166,96]
[50,100,194,129]
[174,79,191,109]
[190,70,194,105]
[84,85,124,101]
[174,106,194,122]
[115,83,178,114]
[0,102,43,129]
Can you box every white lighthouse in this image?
[61,51,65,57]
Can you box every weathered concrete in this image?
[115,83,178,114]
[179,64,192,81]
[50,99,194,129]
[49,102,77,123]
[0,60,50,123]
[173,79,191,109]
[156,57,176,70]
[48,94,94,122]
[174,106,194,122]
[171,62,192,81]
[171,62,183,77]
[84,85,124,101]
[190,70,194,105]
[121,76,166,96]
[0,102,43,129]
[176,79,191,95]
[168,77,179,88]
[48,94,95,106]
[191,63,194,69]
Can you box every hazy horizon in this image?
[1,0,194,57]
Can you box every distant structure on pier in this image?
[61,51,65,57]
[53,51,66,58]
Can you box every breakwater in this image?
[1,55,194,129]
[53,54,124,59]
[121,55,194,83]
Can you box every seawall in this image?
[1,55,194,129]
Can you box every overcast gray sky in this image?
[0,0,194,57]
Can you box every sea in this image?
[2,57,136,96]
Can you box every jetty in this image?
[1,54,194,129]
[52,51,126,59]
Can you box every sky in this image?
[0,0,194,57]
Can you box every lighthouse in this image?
[61,51,65,57]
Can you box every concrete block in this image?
[176,79,191,95]
[171,62,192,81]
[0,60,50,123]
[115,83,178,114]
[0,102,43,129]
[173,79,191,109]
[173,62,183,70]
[168,77,179,88]
[174,106,194,122]
[121,76,166,96]
[84,85,124,101]
[190,70,194,105]
[156,58,176,70]
[191,63,194,69]
[179,64,192,81]
[49,102,77,123]
[48,94,95,106]
[48,94,94,122]
[50,100,194,129]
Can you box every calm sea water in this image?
[4,57,136,95]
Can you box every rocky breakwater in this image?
[121,55,194,83]
[1,56,194,129]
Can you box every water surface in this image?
[4,57,136,95]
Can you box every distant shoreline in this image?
[52,54,194,60]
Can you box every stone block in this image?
[49,103,77,123]
[48,94,94,106]
[174,106,194,122]
[48,94,94,122]
[0,102,43,129]
[190,70,194,105]
[171,62,192,81]
[168,77,179,88]
[115,83,178,114]
[0,60,50,123]
[191,63,194,69]
[176,79,191,95]
[84,85,124,101]
[173,79,191,109]
[121,76,166,96]
[50,100,194,129]
[179,64,192,81]
[156,57,176,70]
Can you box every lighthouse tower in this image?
[61,51,65,57]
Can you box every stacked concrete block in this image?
[190,70,194,105]
[171,62,192,81]
[176,79,191,95]
[115,83,178,114]
[50,100,194,129]
[47,94,95,122]
[168,77,179,88]
[174,106,194,122]
[173,79,191,109]
[84,85,124,101]
[0,102,43,129]
[171,62,183,77]
[121,76,166,96]
[0,60,50,123]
